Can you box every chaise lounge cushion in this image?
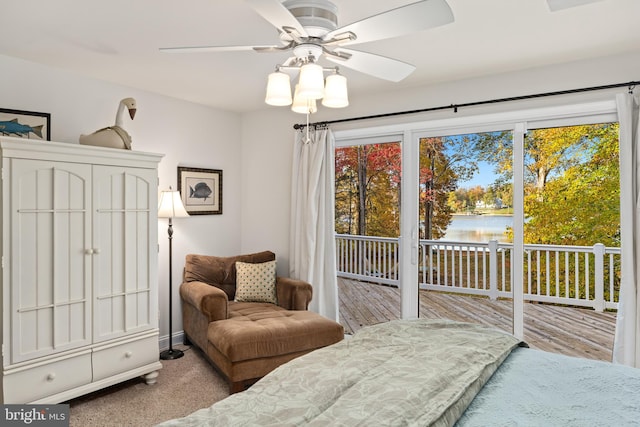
[209,303,344,362]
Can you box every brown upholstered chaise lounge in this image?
[180,250,344,393]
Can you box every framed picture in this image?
[178,167,223,215]
[0,108,51,141]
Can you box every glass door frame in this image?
[334,99,617,339]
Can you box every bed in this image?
[157,319,640,426]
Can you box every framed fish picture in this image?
[178,166,223,215]
[0,108,51,141]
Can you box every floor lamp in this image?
[158,187,189,360]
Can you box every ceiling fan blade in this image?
[246,0,308,38]
[326,48,416,82]
[159,45,280,53]
[323,0,453,46]
[547,0,604,11]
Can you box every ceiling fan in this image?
[160,0,455,83]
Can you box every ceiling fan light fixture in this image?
[297,62,325,100]
[265,70,293,106]
[322,71,348,108]
[283,0,338,38]
[291,84,318,114]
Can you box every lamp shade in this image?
[158,190,189,219]
[265,71,292,106]
[291,84,318,114]
[297,63,325,100]
[322,73,349,108]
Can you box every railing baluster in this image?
[489,240,498,300]
[594,243,605,312]
[575,252,580,303]
[436,245,441,286]
[609,252,615,305]
[565,252,570,300]
[482,247,487,290]
[527,250,532,296]
[553,251,560,297]
[545,250,550,297]
[585,252,590,302]
[474,247,479,289]
[536,251,541,296]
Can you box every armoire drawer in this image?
[3,352,92,403]
[92,336,158,381]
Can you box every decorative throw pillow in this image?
[234,260,277,304]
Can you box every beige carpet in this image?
[67,345,229,426]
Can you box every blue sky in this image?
[459,160,497,188]
[442,133,501,189]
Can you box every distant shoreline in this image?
[452,213,513,217]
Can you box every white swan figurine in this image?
[79,97,137,149]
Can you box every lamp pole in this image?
[158,188,188,360]
[160,216,183,360]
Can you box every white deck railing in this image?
[335,234,620,311]
[335,234,399,287]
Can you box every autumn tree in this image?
[472,127,599,193]
[335,142,401,237]
[524,123,619,246]
[473,124,619,245]
[335,147,359,234]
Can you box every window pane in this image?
[418,131,513,337]
[335,140,402,336]
[521,122,619,360]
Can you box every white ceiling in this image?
[1,0,639,113]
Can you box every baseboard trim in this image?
[158,330,185,351]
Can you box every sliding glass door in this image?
[413,128,515,336]
[334,135,402,335]
[334,99,619,359]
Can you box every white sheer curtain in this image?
[289,127,339,321]
[613,91,640,367]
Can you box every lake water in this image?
[441,214,513,243]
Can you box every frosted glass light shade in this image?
[265,71,292,106]
[291,84,318,114]
[297,63,325,100]
[158,190,189,218]
[322,73,349,108]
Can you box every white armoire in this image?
[0,137,164,403]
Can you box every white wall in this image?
[239,51,640,276]
[0,54,242,347]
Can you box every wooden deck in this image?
[338,277,617,361]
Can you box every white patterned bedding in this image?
[158,319,520,427]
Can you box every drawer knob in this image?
[46,373,56,382]
[125,351,133,358]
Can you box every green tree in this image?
[524,123,620,246]
[419,137,475,239]
[472,124,619,245]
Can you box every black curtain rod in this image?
[293,80,639,130]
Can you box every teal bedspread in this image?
[457,346,640,427]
